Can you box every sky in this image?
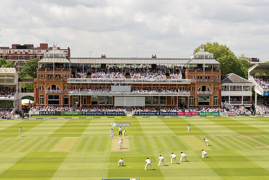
[0,0,269,61]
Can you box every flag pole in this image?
[53,43,55,77]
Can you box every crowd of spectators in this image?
[39,65,70,70]
[78,107,126,112]
[0,87,16,97]
[253,76,269,91]
[31,106,75,112]
[0,108,13,119]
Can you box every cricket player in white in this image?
[180,152,187,162]
[202,149,208,158]
[110,128,114,139]
[18,127,23,137]
[122,130,126,138]
[158,155,165,166]
[187,125,191,133]
[118,139,123,150]
[144,158,153,170]
[118,158,124,166]
[204,138,209,146]
[170,153,177,164]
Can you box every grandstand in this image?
[0,68,17,118]
[31,46,256,116]
[248,63,269,114]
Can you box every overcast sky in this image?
[0,0,269,61]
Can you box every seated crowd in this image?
[0,108,13,119]
[0,87,16,97]
[253,76,269,91]
[78,107,126,112]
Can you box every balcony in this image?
[230,101,251,105]
[67,78,191,84]
[68,90,190,96]
[197,91,212,95]
[34,78,67,82]
[46,90,62,94]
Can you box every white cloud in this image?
[0,0,269,61]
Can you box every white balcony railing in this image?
[197,91,212,95]
[46,90,62,94]
[68,90,190,96]
[67,78,191,84]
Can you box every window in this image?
[9,56,12,60]
[208,76,211,79]
[160,97,166,105]
[30,56,33,59]
[91,96,98,105]
[64,86,65,91]
[145,96,151,105]
[84,96,86,104]
[99,96,105,105]
[64,75,68,78]
[48,95,59,104]
[22,62,25,66]
[37,50,41,53]
[40,95,44,104]
[39,86,41,90]
[197,76,200,79]
[192,87,194,91]
[222,86,229,91]
[153,96,159,105]
[17,56,20,60]
[172,97,174,105]
[22,56,25,60]
[106,96,113,105]
[2,56,6,60]
[189,87,191,91]
[17,68,20,72]
[205,76,208,79]
[37,56,41,59]
[216,87,218,91]
[214,96,218,105]
[16,62,20,66]
[64,95,68,104]
[243,86,250,91]
[66,86,68,90]
[73,86,78,90]
[42,86,44,90]
[40,74,44,78]
[189,96,194,106]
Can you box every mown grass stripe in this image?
[171,136,189,150]
[229,136,255,150]
[162,136,178,151]
[24,137,48,152]
[87,137,98,152]
[81,137,93,152]
[0,138,29,152]
[208,136,233,150]
[98,136,108,152]
[12,137,40,152]
[70,137,86,152]
[158,136,172,152]
[219,136,246,150]
[143,136,153,152]
[30,137,52,152]
[153,137,165,152]
[37,137,59,152]
[133,136,143,152]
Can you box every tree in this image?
[0,58,17,68]
[193,42,251,79]
[19,58,39,78]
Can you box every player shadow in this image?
[164,165,169,166]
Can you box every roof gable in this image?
[221,73,251,83]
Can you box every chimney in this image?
[101,54,106,58]
[152,54,157,58]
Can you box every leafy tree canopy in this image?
[193,42,251,79]
[0,58,16,68]
[19,58,39,78]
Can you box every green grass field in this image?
[0,116,269,180]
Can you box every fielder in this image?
[144,158,153,170]
[122,130,126,138]
[170,153,177,164]
[119,126,122,136]
[118,158,124,166]
[118,139,123,150]
[18,127,23,137]
[110,128,114,139]
[204,138,209,146]
[180,152,187,162]
[202,149,208,158]
[187,124,191,133]
[158,155,165,166]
